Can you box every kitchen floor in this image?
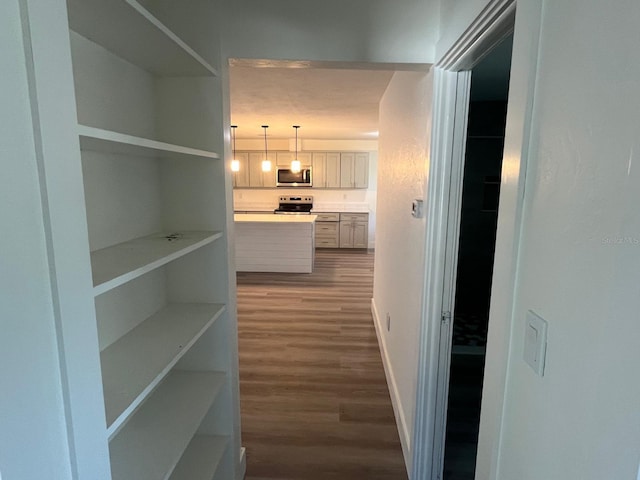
[236,249,408,480]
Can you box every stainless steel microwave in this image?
[276,167,312,187]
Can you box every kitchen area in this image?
[232,145,377,273]
[229,63,410,479]
[228,64,386,274]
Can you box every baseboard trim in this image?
[371,298,411,471]
[238,446,246,479]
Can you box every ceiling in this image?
[229,40,512,141]
[229,63,396,140]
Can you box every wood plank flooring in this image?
[237,249,408,480]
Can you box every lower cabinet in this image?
[339,213,369,248]
[315,213,340,248]
[315,212,368,249]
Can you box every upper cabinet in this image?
[277,151,312,166]
[326,153,342,188]
[237,150,368,189]
[66,0,241,478]
[248,152,276,187]
[340,152,369,189]
[233,152,250,188]
[313,152,341,188]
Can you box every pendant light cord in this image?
[231,125,237,157]
[262,125,269,160]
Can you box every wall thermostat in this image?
[411,199,424,218]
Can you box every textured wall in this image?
[372,70,433,469]
[496,0,640,478]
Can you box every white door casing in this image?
[409,0,545,478]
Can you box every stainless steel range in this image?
[274,195,313,214]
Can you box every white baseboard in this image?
[371,298,411,471]
[238,446,246,479]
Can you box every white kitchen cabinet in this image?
[312,152,341,188]
[277,151,311,166]
[339,213,369,248]
[249,152,276,187]
[43,0,244,478]
[312,152,326,186]
[326,153,342,188]
[314,212,340,247]
[235,150,367,189]
[352,221,369,248]
[233,152,250,187]
[340,152,369,188]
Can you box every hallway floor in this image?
[236,249,408,480]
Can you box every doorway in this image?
[442,34,513,480]
[409,1,548,478]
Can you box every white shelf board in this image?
[92,231,222,296]
[169,435,229,480]
[78,126,219,160]
[67,0,217,76]
[102,303,226,438]
[109,370,225,480]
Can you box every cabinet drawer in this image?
[315,237,339,248]
[340,213,368,222]
[315,212,340,222]
[315,223,339,234]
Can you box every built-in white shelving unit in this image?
[101,302,226,437]
[91,231,222,295]
[61,0,242,477]
[170,435,229,480]
[66,0,218,76]
[79,126,221,160]
[108,371,225,480]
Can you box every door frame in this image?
[411,0,543,478]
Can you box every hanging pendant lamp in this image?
[230,125,240,172]
[291,125,301,173]
[261,125,271,172]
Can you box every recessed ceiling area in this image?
[229,62,399,140]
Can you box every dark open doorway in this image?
[443,34,514,480]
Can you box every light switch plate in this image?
[524,310,548,376]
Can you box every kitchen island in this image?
[234,214,317,273]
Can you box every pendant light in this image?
[230,125,240,172]
[291,125,301,173]
[261,125,271,172]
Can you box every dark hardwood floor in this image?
[237,249,408,480]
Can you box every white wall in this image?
[493,1,640,478]
[372,70,434,471]
[1,1,111,478]
[0,1,72,478]
[434,0,640,478]
[221,0,438,64]
[437,0,495,60]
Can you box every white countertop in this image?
[234,213,318,223]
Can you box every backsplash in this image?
[232,188,377,247]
